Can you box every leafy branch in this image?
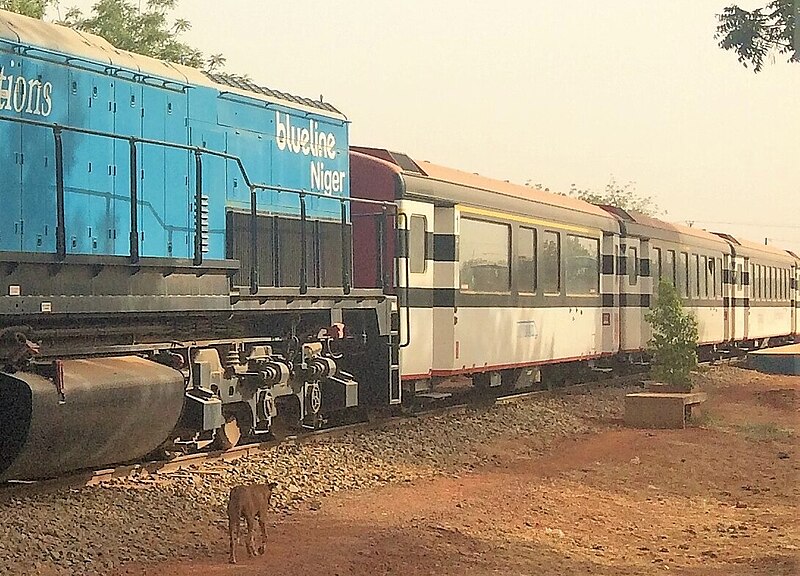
[716,0,798,72]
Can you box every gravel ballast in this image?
[0,384,629,575]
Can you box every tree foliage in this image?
[645,280,699,391]
[567,177,661,217]
[0,0,54,18]
[716,0,798,72]
[1,0,225,71]
[61,0,205,67]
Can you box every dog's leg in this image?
[245,513,257,557]
[228,515,239,564]
[257,512,268,555]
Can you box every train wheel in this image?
[304,382,324,429]
[212,416,242,450]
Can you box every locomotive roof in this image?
[0,8,344,120]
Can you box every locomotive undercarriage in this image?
[0,299,395,481]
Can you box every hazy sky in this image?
[57,1,800,251]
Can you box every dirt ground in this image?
[120,367,798,576]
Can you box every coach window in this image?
[690,254,700,298]
[764,266,769,299]
[409,215,427,274]
[709,258,717,297]
[566,235,600,295]
[653,247,662,287]
[701,256,709,298]
[680,252,689,297]
[627,247,638,286]
[780,269,785,300]
[665,249,676,286]
[517,227,537,293]
[459,218,510,292]
[768,267,773,299]
[781,268,789,300]
[716,258,723,296]
[541,231,561,294]
[755,265,761,299]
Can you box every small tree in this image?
[568,177,663,217]
[645,280,699,391]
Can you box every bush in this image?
[645,280,699,391]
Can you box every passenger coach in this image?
[351,148,621,395]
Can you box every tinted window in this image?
[626,247,638,286]
[665,250,676,286]
[691,254,699,297]
[755,265,761,299]
[701,256,708,297]
[517,227,537,294]
[459,218,510,292]
[541,231,561,294]
[653,247,662,285]
[681,252,689,297]
[566,235,599,295]
[409,215,427,274]
[709,257,717,297]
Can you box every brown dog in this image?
[227,481,277,563]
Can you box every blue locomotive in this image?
[0,10,399,480]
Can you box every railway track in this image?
[0,371,642,494]
[0,358,743,495]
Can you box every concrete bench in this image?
[624,392,707,429]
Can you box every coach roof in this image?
[601,206,729,246]
[351,147,617,230]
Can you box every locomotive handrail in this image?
[0,114,399,301]
[1,38,190,93]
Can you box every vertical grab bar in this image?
[129,138,139,264]
[193,151,203,266]
[249,186,258,294]
[340,200,351,294]
[396,211,411,348]
[53,127,66,261]
[299,192,308,295]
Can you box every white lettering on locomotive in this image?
[0,65,53,117]
[310,161,346,195]
[275,111,336,160]
[275,111,346,195]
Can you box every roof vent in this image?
[389,152,427,176]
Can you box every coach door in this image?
[742,257,751,340]
[431,206,457,376]
[723,253,736,343]
[397,200,435,382]
[619,237,644,353]
[793,264,799,338]
[602,233,620,355]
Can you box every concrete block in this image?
[625,392,707,429]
